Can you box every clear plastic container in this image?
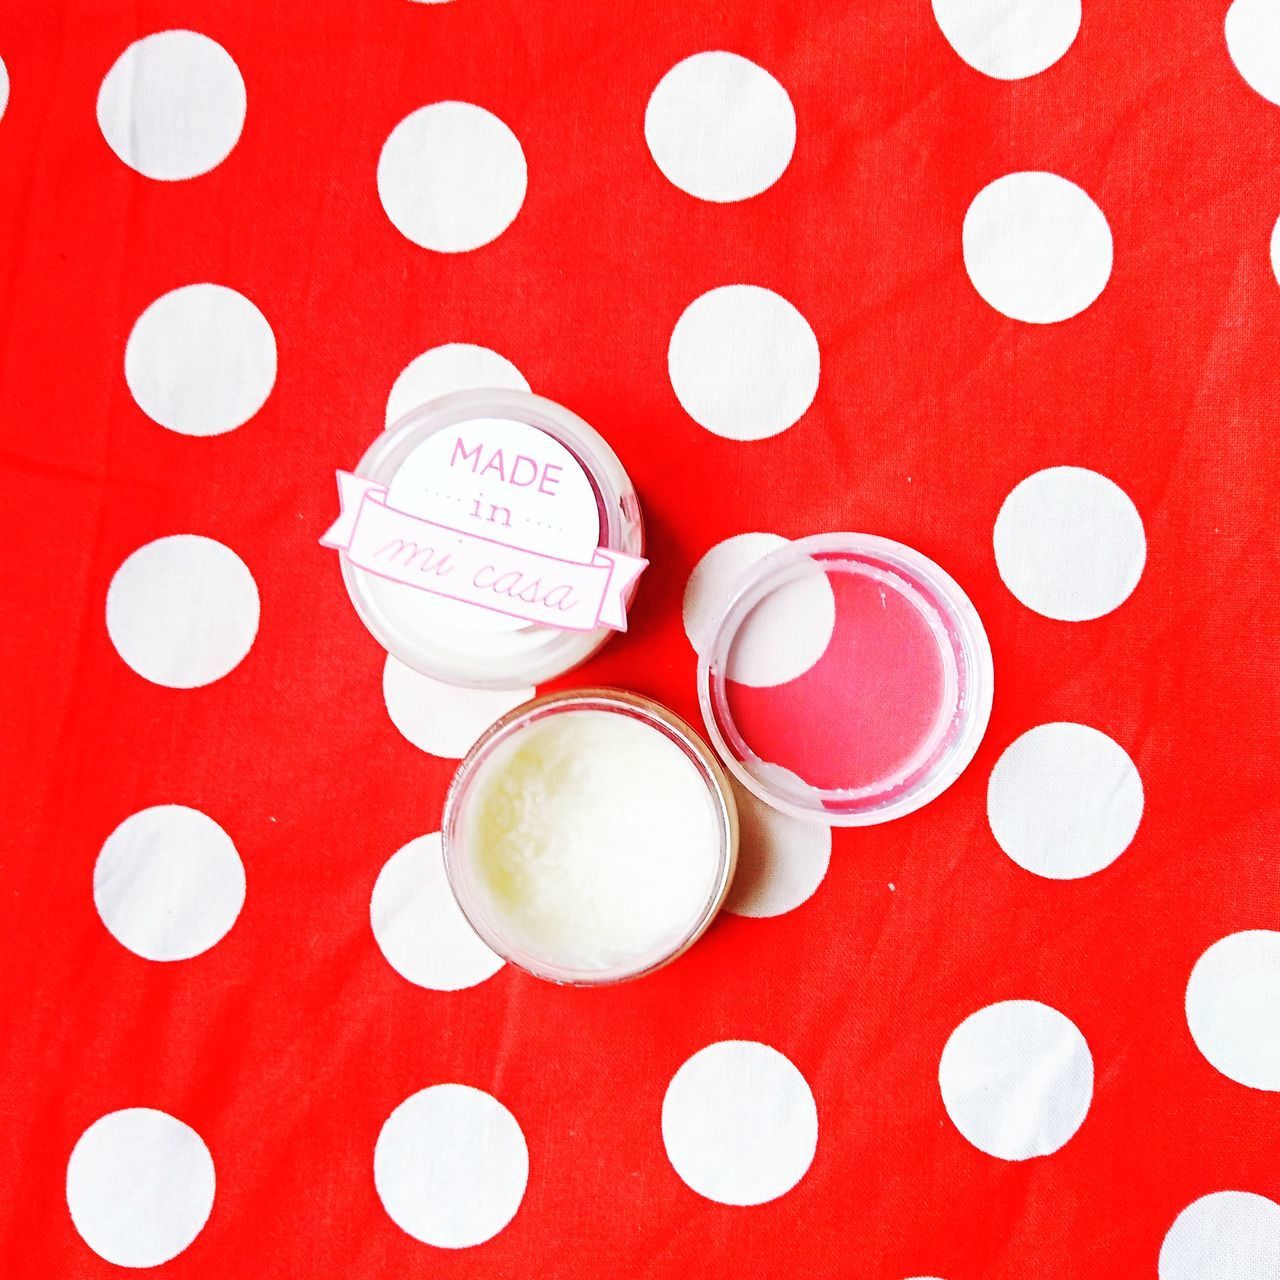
[338,390,644,689]
[442,689,739,985]
[697,533,993,826]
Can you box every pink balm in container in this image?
[698,534,993,825]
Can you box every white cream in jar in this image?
[443,690,738,983]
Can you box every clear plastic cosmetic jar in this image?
[338,389,644,689]
[697,533,993,826]
[442,689,739,985]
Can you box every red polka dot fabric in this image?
[3,2,1279,1276]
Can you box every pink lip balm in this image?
[697,534,993,826]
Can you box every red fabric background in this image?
[2,1,1278,1275]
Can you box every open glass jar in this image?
[442,689,739,985]
[336,389,645,689]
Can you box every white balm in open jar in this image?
[334,390,644,689]
[443,689,739,985]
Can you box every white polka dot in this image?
[374,1084,527,1248]
[725,777,830,917]
[378,102,526,253]
[126,284,276,436]
[1270,215,1280,287]
[662,1040,817,1205]
[386,343,529,426]
[95,806,245,961]
[669,285,820,441]
[97,31,245,181]
[1227,0,1280,106]
[963,172,1112,323]
[939,1000,1092,1161]
[645,51,796,203]
[106,535,259,688]
[987,723,1143,880]
[1160,1191,1280,1280]
[931,0,1080,80]
[382,657,532,759]
[1186,931,1280,1092]
[682,532,835,687]
[371,833,503,990]
[67,1109,215,1268]
[994,466,1145,621]
[0,55,9,121]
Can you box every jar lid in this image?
[696,533,993,826]
[332,389,644,690]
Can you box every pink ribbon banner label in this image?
[321,471,646,632]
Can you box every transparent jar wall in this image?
[442,689,739,986]
[339,390,644,690]
[698,534,993,826]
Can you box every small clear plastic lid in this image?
[339,389,644,690]
[697,533,994,826]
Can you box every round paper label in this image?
[385,417,602,632]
